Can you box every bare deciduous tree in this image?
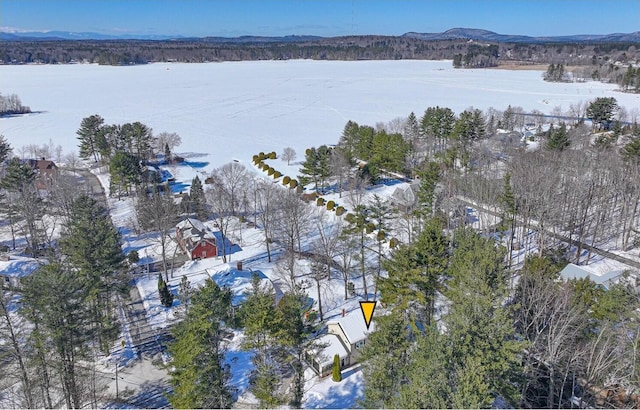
[281,147,297,166]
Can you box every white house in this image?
[0,256,41,289]
[309,334,351,378]
[309,307,377,377]
[559,263,626,290]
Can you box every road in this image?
[456,196,640,270]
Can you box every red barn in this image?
[175,218,218,260]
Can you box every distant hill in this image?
[0,31,182,41]
[403,28,640,43]
[2,27,638,43]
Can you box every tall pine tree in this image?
[168,279,233,408]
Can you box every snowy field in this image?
[2,59,639,174]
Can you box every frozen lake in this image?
[2,59,638,171]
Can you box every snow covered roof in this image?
[0,256,41,278]
[207,267,275,306]
[559,263,624,289]
[314,334,350,368]
[176,218,215,241]
[327,307,376,345]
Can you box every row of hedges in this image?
[252,152,301,190]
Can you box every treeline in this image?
[0,92,31,115]
[2,37,638,67]
[75,114,182,196]
[543,62,640,93]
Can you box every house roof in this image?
[327,307,376,345]
[0,256,41,278]
[27,159,58,173]
[207,268,276,306]
[176,218,215,242]
[390,182,420,206]
[559,263,624,289]
[313,334,350,368]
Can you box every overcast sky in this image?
[2,0,639,37]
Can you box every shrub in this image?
[252,154,259,163]
[283,176,291,185]
[332,354,342,382]
[389,238,399,248]
[128,250,140,265]
[273,171,282,179]
[317,197,326,206]
[262,163,270,171]
[326,200,335,210]
[267,167,275,176]
[365,222,375,234]
[258,152,266,160]
[376,230,386,242]
[158,274,174,307]
[289,179,298,188]
[345,213,355,223]
[335,206,345,216]
[347,281,356,296]
[268,151,277,159]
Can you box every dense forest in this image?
[3,36,639,92]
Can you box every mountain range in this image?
[1,27,639,43]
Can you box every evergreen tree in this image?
[420,106,456,152]
[168,279,233,409]
[58,194,126,349]
[586,97,618,130]
[370,130,409,175]
[341,205,371,300]
[378,217,448,326]
[338,120,360,162]
[77,114,105,162]
[546,122,570,151]
[332,354,342,382]
[621,137,640,164]
[189,175,207,220]
[396,326,451,409]
[239,274,281,408]
[416,161,441,220]
[109,150,141,197]
[158,274,174,307]
[272,292,311,408]
[360,311,411,408]
[0,134,11,163]
[21,262,95,409]
[444,228,522,406]
[164,142,171,163]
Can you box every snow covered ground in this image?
[3,59,639,407]
[3,60,639,175]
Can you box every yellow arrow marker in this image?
[359,301,377,330]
